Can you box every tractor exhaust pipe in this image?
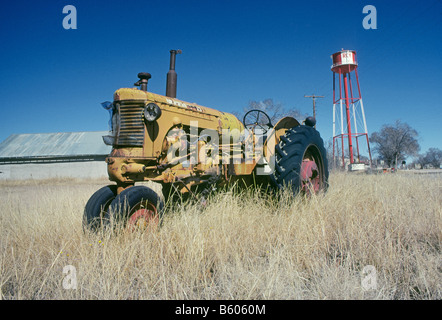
[166,49,182,98]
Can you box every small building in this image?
[0,131,111,180]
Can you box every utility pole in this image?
[304,94,324,127]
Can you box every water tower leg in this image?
[343,73,354,164]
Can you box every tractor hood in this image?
[113,88,244,133]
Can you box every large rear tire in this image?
[107,186,164,232]
[270,125,329,195]
[83,185,118,232]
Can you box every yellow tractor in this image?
[84,50,329,232]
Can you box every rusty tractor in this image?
[84,50,329,232]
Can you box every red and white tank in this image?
[331,50,358,74]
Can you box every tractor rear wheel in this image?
[271,125,329,195]
[107,186,164,232]
[83,185,118,232]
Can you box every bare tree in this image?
[414,153,427,169]
[424,148,442,168]
[234,98,306,125]
[369,120,420,168]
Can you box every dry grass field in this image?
[0,171,440,300]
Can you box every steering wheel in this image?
[242,109,273,134]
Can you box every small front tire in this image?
[107,186,164,232]
[83,185,118,232]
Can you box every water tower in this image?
[331,49,372,170]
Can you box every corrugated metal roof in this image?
[0,131,112,158]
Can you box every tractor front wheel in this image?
[107,186,164,232]
[83,185,118,232]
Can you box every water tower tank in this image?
[331,50,357,74]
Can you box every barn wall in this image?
[0,161,108,180]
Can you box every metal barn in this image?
[0,131,111,180]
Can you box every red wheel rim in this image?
[127,202,159,232]
[301,158,320,194]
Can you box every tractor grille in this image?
[115,101,145,146]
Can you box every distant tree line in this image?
[414,148,442,169]
[369,120,441,169]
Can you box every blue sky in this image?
[0,0,441,159]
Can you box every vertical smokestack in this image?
[166,49,182,98]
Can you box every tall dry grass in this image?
[0,171,440,299]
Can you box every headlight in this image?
[102,135,115,146]
[144,103,162,122]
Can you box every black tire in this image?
[270,125,329,195]
[107,186,164,231]
[83,185,118,232]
